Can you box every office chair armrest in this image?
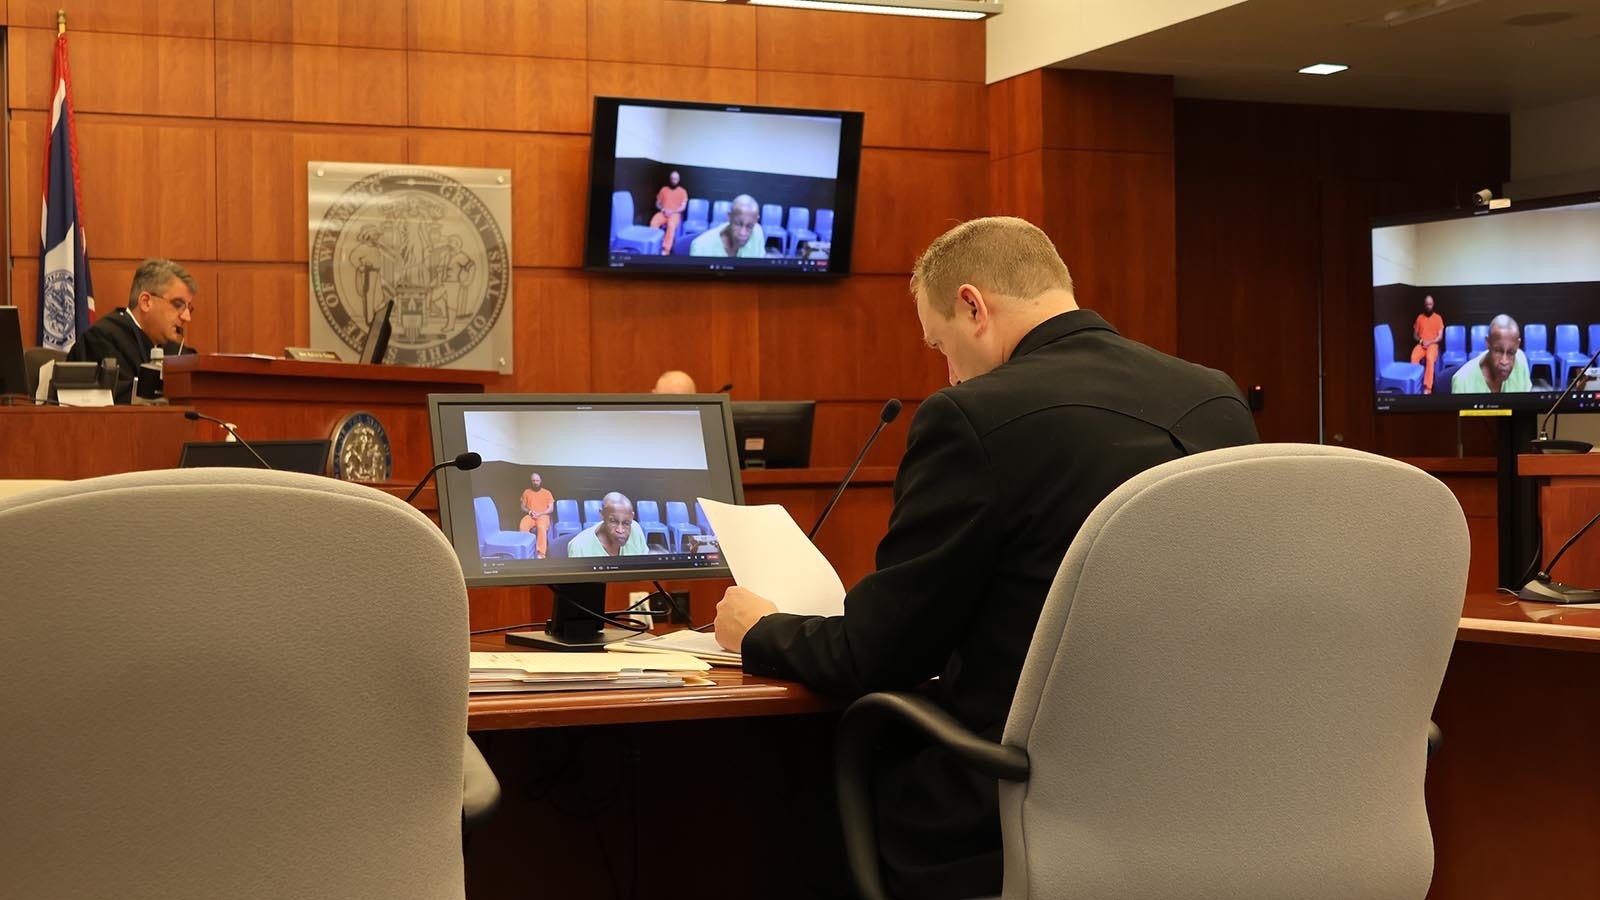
[835,692,1029,900]
[1428,720,1442,758]
[462,735,500,833]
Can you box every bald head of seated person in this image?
[566,492,650,558]
[65,258,198,405]
[689,194,766,258]
[652,370,697,394]
[1452,314,1532,394]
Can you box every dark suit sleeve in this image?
[741,391,1001,696]
[66,323,135,404]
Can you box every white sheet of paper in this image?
[469,651,710,674]
[697,498,846,617]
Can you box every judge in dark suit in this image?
[715,217,1259,900]
[66,259,197,404]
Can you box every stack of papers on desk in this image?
[468,651,711,693]
[617,629,742,666]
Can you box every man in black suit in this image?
[67,259,197,404]
[714,216,1258,900]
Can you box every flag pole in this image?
[57,10,66,36]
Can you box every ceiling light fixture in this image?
[1298,63,1349,75]
[690,0,1001,20]
[1351,0,1484,28]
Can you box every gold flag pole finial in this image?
[57,10,66,36]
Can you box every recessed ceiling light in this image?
[1299,63,1350,75]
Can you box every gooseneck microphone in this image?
[1529,345,1600,454]
[716,383,734,394]
[404,452,483,504]
[1517,508,1600,603]
[808,398,902,541]
[183,409,273,470]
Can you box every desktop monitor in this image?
[359,299,394,365]
[178,440,333,475]
[0,307,26,398]
[428,393,744,649]
[1373,191,1600,413]
[731,401,815,469]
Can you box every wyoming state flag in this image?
[36,29,95,352]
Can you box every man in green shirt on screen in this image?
[566,492,649,557]
[1452,314,1533,394]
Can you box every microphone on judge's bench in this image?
[404,452,484,505]
[183,409,274,470]
[807,398,902,541]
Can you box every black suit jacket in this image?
[65,308,152,405]
[742,310,1258,898]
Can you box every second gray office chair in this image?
[0,468,494,900]
[837,444,1469,900]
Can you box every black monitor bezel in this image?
[0,306,27,396]
[582,95,865,279]
[177,439,333,475]
[426,392,745,588]
[1371,189,1600,415]
[731,400,816,469]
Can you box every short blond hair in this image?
[910,217,1073,317]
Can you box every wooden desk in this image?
[1428,592,1600,900]
[467,634,837,731]
[1517,452,1600,589]
[0,406,198,477]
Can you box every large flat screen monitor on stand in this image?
[428,393,744,650]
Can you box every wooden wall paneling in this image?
[1040,148,1177,353]
[1538,478,1600,591]
[810,400,919,468]
[757,275,944,402]
[10,0,211,36]
[587,0,756,69]
[8,261,38,340]
[214,128,412,263]
[407,0,587,59]
[17,118,220,262]
[588,61,758,107]
[215,0,407,47]
[1039,69,1173,154]
[213,263,311,355]
[988,72,1042,161]
[757,72,987,153]
[1176,171,1320,441]
[407,51,588,134]
[7,113,44,260]
[6,28,214,116]
[753,7,982,83]
[214,42,409,126]
[408,131,590,270]
[587,279,761,395]
[511,269,593,394]
[988,150,1046,223]
[851,149,988,275]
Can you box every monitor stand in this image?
[505,582,636,652]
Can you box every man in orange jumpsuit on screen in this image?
[1410,294,1445,394]
[518,472,556,559]
[649,171,689,255]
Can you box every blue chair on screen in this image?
[553,499,581,540]
[815,208,834,243]
[695,501,713,535]
[1555,324,1587,388]
[665,501,702,552]
[1524,324,1555,387]
[583,499,602,530]
[1440,325,1467,371]
[474,497,537,560]
[609,191,665,255]
[760,204,787,256]
[785,207,816,256]
[679,198,711,247]
[635,500,671,551]
[1470,324,1488,356]
[1374,325,1424,395]
[712,200,732,228]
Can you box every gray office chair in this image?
[0,468,497,900]
[23,345,66,397]
[837,444,1468,900]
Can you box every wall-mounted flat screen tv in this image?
[1372,191,1600,413]
[583,97,864,277]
